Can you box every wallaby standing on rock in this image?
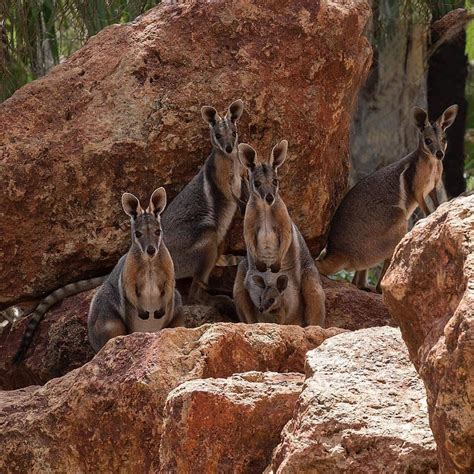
[88,188,181,352]
[234,141,326,326]
[162,99,245,308]
[316,104,458,292]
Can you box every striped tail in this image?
[215,254,245,267]
[13,276,107,364]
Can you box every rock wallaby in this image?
[234,141,325,326]
[162,99,245,307]
[13,188,181,360]
[88,188,181,352]
[316,104,458,291]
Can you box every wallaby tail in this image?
[13,275,107,364]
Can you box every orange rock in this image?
[0,0,371,305]
[160,371,304,473]
[383,195,474,473]
[0,323,342,472]
[270,327,438,473]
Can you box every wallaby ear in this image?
[201,106,219,126]
[226,99,244,123]
[413,107,428,131]
[122,193,142,219]
[276,274,288,292]
[437,104,458,130]
[238,143,257,170]
[147,187,167,217]
[252,275,266,289]
[270,140,288,169]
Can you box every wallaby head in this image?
[413,104,458,160]
[201,99,244,155]
[251,273,288,314]
[122,187,167,259]
[238,140,288,206]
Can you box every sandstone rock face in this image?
[160,371,304,473]
[322,276,394,330]
[0,276,387,390]
[0,0,372,306]
[270,327,438,473]
[0,323,342,472]
[383,195,474,473]
[0,290,95,390]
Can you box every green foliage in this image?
[0,0,160,102]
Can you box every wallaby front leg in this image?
[415,191,431,216]
[301,269,326,327]
[376,258,391,294]
[429,187,440,210]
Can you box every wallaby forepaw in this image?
[255,260,267,272]
[270,262,281,273]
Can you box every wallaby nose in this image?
[146,245,156,256]
[436,150,444,159]
[265,193,274,205]
[225,144,233,154]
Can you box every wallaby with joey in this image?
[162,99,245,308]
[14,188,181,361]
[316,104,458,292]
[234,140,325,327]
[241,266,303,325]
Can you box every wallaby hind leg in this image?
[233,260,258,324]
[88,311,127,353]
[376,258,391,294]
[189,235,237,320]
[316,251,349,277]
[352,269,368,289]
[301,269,326,327]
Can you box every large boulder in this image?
[270,327,438,472]
[0,0,372,306]
[0,277,388,390]
[0,323,343,472]
[160,372,304,473]
[382,195,474,473]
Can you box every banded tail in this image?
[13,276,106,364]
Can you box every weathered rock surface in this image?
[270,327,438,473]
[0,294,230,390]
[0,0,372,305]
[0,276,388,390]
[0,323,342,472]
[322,276,394,330]
[160,371,304,473]
[383,195,474,473]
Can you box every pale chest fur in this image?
[256,215,280,265]
[399,157,442,217]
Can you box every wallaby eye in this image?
[273,179,278,186]
[442,137,447,143]
[268,298,275,305]
[135,231,142,238]
[215,133,222,139]
[425,138,432,145]
[254,180,261,187]
[155,229,161,236]
[232,131,237,137]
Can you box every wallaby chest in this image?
[414,157,442,198]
